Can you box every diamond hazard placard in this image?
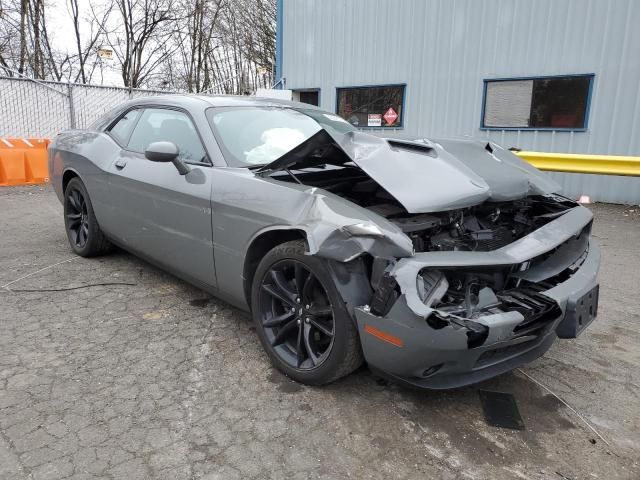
[383,108,398,125]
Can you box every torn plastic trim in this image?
[325,258,372,320]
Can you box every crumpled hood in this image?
[258,129,560,213]
[427,137,560,204]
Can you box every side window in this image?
[127,108,207,162]
[108,109,140,144]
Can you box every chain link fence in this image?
[0,77,176,138]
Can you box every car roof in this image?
[123,94,321,111]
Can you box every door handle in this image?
[115,158,127,169]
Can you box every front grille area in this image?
[474,289,561,368]
[514,221,592,289]
[521,246,589,291]
[498,289,562,339]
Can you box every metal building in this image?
[276,0,640,203]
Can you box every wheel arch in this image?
[243,227,374,326]
[62,168,81,193]
[243,227,308,306]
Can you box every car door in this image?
[84,107,142,235]
[106,106,217,289]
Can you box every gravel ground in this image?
[0,185,639,480]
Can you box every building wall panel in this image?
[282,0,640,203]
[282,0,640,156]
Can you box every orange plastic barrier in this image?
[0,138,50,186]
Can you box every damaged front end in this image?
[353,202,600,389]
[257,124,600,388]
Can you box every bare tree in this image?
[106,0,179,88]
[0,0,16,71]
[0,0,47,78]
[3,0,35,75]
[67,0,114,83]
[237,0,275,88]
[18,0,27,73]
[0,0,276,93]
[168,0,225,92]
[0,0,64,79]
[212,0,275,94]
[68,0,113,83]
[159,0,275,94]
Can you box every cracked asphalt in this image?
[1,185,639,479]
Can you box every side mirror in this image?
[145,141,178,162]
[144,141,190,175]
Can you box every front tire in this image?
[251,240,363,385]
[63,177,112,257]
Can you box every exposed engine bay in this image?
[277,165,578,253]
[364,194,576,253]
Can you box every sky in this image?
[47,0,124,86]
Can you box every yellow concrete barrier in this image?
[515,151,640,177]
[0,138,50,186]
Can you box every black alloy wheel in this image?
[65,187,89,249]
[63,177,112,257]
[258,259,335,370]
[251,240,363,385]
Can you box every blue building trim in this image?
[480,73,595,131]
[274,0,284,89]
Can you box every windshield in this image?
[207,107,356,167]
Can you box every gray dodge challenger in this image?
[49,95,600,389]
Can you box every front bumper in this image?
[354,207,600,390]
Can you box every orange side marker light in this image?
[364,325,404,347]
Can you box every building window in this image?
[336,85,405,128]
[482,75,593,130]
[293,89,320,106]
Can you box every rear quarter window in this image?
[108,109,141,145]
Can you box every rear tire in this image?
[63,177,112,257]
[251,240,363,385]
